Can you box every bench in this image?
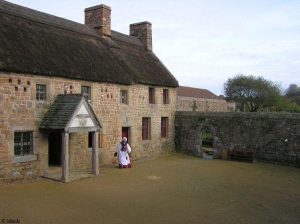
[229,149,256,163]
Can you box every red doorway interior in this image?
[122,127,130,144]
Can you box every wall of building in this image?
[176,96,227,112]
[175,112,300,167]
[0,72,176,181]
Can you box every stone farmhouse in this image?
[177,86,228,112]
[0,1,178,182]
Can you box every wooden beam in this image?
[61,132,70,182]
[92,131,99,175]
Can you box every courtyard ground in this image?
[0,153,300,224]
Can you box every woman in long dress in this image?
[116,137,132,168]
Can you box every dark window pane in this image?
[161,117,168,138]
[36,84,46,101]
[14,132,33,156]
[81,86,91,101]
[120,90,128,104]
[163,89,169,104]
[142,118,151,140]
[149,88,155,104]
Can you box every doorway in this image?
[122,127,130,144]
[201,128,214,158]
[48,132,62,166]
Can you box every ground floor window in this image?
[161,117,169,138]
[142,117,151,140]
[14,131,33,156]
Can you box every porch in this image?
[40,94,102,182]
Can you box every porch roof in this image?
[39,94,101,132]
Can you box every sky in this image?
[7,0,300,95]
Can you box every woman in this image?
[116,137,132,168]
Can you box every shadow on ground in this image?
[1,153,300,224]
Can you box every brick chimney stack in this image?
[130,22,152,51]
[84,4,111,37]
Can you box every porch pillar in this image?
[92,131,99,175]
[62,131,70,182]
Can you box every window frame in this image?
[36,84,47,101]
[14,131,33,156]
[161,117,169,138]
[149,87,155,104]
[142,117,151,140]
[163,89,169,104]
[81,85,92,102]
[120,90,129,104]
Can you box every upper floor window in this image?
[161,117,169,138]
[36,84,46,101]
[142,117,151,140]
[14,131,33,156]
[81,86,91,101]
[149,87,155,104]
[120,90,128,104]
[163,89,169,104]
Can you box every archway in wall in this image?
[200,127,214,158]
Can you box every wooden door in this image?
[122,127,130,143]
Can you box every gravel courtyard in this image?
[1,153,300,224]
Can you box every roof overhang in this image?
[39,94,101,133]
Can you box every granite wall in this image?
[0,72,176,181]
[175,112,300,167]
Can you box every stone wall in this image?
[175,112,300,167]
[176,96,228,112]
[0,72,176,180]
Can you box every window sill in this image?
[88,147,100,150]
[14,155,37,163]
[142,139,152,142]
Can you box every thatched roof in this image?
[0,0,178,87]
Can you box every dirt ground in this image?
[1,153,300,224]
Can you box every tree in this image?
[191,100,198,111]
[273,95,300,112]
[285,84,300,105]
[223,74,282,112]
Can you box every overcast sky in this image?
[7,0,300,95]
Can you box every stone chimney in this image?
[130,22,152,51]
[84,4,111,37]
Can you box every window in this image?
[163,89,169,104]
[36,84,46,101]
[161,117,169,138]
[142,117,151,140]
[81,86,91,101]
[149,87,155,104]
[120,90,128,104]
[14,132,33,156]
